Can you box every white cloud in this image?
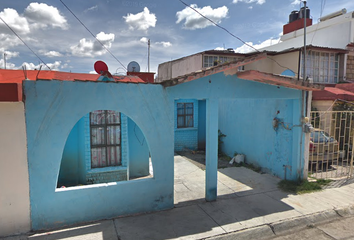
[0,49,19,68]
[70,32,115,57]
[24,3,68,29]
[0,34,23,48]
[124,7,156,31]
[214,47,225,50]
[291,0,301,5]
[233,0,265,4]
[0,49,19,59]
[18,61,61,71]
[84,5,98,13]
[40,50,63,57]
[140,37,149,43]
[176,4,228,30]
[156,41,172,47]
[0,59,16,69]
[249,6,253,9]
[46,61,62,70]
[89,70,97,74]
[235,38,280,53]
[0,8,30,35]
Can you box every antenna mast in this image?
[148,39,150,72]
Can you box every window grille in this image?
[90,110,121,168]
[177,103,194,128]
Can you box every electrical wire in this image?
[0,16,52,70]
[59,0,127,71]
[178,0,297,74]
[312,99,338,120]
[310,0,326,45]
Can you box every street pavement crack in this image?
[113,219,121,240]
[197,204,228,234]
[268,224,276,236]
[315,226,337,240]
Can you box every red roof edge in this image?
[312,87,354,101]
[0,83,22,102]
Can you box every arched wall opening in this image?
[57,109,153,188]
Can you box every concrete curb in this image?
[205,204,354,240]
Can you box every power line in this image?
[178,0,296,74]
[310,0,326,45]
[0,16,52,70]
[59,0,127,71]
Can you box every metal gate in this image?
[309,111,354,180]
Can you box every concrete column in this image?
[303,91,312,179]
[291,98,302,180]
[205,98,218,201]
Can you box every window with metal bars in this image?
[90,110,121,168]
[177,103,194,128]
[203,55,238,68]
[302,51,339,84]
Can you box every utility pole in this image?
[3,52,6,69]
[303,1,307,81]
[148,39,150,72]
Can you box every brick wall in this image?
[174,99,198,151]
[346,55,354,81]
[83,112,128,184]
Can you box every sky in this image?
[0,0,353,75]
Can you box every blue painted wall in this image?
[58,123,80,187]
[128,117,150,178]
[174,99,198,151]
[219,98,301,180]
[24,80,174,230]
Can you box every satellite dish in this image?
[94,61,108,74]
[127,61,140,72]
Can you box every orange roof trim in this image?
[0,69,145,83]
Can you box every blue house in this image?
[4,55,322,232]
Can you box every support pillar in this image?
[205,98,218,201]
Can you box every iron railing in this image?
[309,111,354,180]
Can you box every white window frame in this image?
[203,55,237,68]
[302,51,340,84]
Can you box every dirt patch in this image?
[176,150,233,170]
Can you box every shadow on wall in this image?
[57,109,152,188]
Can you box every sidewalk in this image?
[2,155,354,240]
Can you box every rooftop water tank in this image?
[289,10,299,23]
[299,6,310,19]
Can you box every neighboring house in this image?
[259,8,354,110]
[156,49,246,82]
[0,57,321,236]
[157,7,354,154]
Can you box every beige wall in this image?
[156,54,203,82]
[171,54,202,79]
[0,102,30,237]
[245,51,300,77]
[312,100,334,111]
